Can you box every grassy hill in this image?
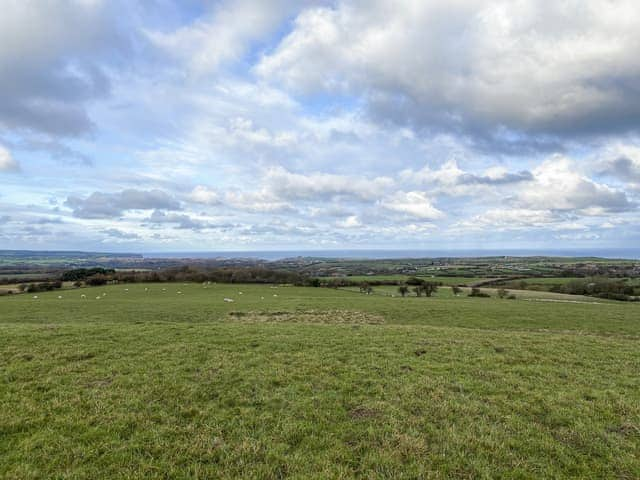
[1,283,639,478]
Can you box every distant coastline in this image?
[143,248,640,261]
[2,248,640,262]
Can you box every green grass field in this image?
[2,283,639,478]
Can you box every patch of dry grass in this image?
[226,309,386,325]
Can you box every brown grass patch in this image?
[349,406,380,420]
[226,309,385,325]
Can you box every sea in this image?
[144,248,640,261]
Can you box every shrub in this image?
[469,287,491,298]
[85,274,108,286]
[61,268,115,281]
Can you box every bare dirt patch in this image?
[349,406,380,420]
[226,310,385,325]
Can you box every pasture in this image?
[1,283,639,478]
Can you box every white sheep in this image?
[32,295,38,299]
[177,291,182,294]
[96,296,101,300]
[58,295,63,299]
[273,294,278,297]
[223,298,234,303]
[81,294,86,299]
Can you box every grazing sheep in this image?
[273,294,278,297]
[238,291,243,295]
[81,294,86,299]
[96,296,101,300]
[124,288,129,292]
[32,295,38,299]
[177,291,182,295]
[58,296,63,299]
[223,298,234,303]
[261,296,264,300]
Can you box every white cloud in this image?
[0,145,20,172]
[336,215,362,228]
[258,0,640,138]
[0,0,128,136]
[265,166,394,201]
[147,0,309,75]
[380,191,444,220]
[224,190,295,213]
[456,208,558,231]
[65,189,181,219]
[515,155,632,213]
[401,159,533,197]
[599,143,640,183]
[189,185,220,205]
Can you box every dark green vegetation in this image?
[1,283,639,478]
[60,268,116,282]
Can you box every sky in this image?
[2,0,640,253]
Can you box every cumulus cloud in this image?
[258,0,640,144]
[455,208,559,231]
[225,190,295,213]
[147,0,311,75]
[144,210,212,230]
[336,215,362,228]
[380,191,444,220]
[0,0,130,137]
[404,160,532,194]
[599,144,640,183]
[0,145,20,172]
[514,156,633,213]
[189,185,221,205]
[265,166,394,201]
[66,189,180,219]
[102,228,140,240]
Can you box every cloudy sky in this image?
[2,0,640,252]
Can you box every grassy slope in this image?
[350,284,621,304]
[1,283,639,479]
